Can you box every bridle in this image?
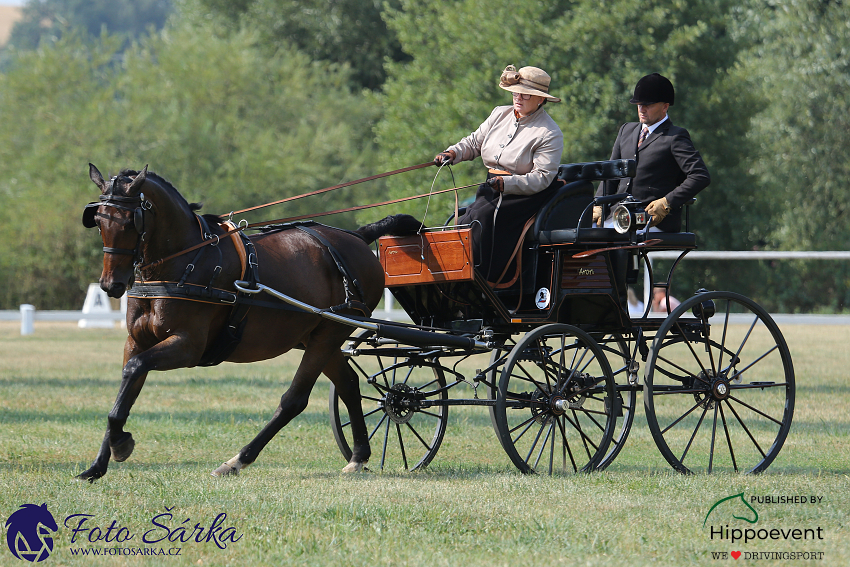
[82,177,154,267]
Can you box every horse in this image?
[78,164,420,481]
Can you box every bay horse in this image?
[79,164,420,481]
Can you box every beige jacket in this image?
[446,105,563,196]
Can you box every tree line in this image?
[0,0,847,311]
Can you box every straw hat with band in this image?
[499,65,561,103]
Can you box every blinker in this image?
[82,202,99,228]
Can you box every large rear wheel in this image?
[644,291,795,474]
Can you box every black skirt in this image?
[459,173,560,283]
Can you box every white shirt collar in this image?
[643,114,668,135]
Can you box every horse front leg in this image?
[77,334,203,482]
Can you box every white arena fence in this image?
[3,251,850,334]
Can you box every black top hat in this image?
[629,73,675,105]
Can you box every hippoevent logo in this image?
[5,503,58,562]
[703,492,759,527]
[705,492,826,561]
[5,504,243,561]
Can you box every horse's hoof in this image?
[211,454,247,477]
[110,433,135,462]
[211,462,239,477]
[75,468,104,483]
[341,462,369,473]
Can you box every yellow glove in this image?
[592,206,603,227]
[645,197,671,227]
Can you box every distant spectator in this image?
[627,287,645,317]
[651,286,680,314]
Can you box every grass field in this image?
[1,321,847,566]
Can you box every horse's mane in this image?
[119,169,203,212]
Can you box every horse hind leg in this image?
[324,351,371,473]
[212,338,334,477]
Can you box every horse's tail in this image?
[356,214,423,244]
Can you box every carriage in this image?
[240,159,795,475]
[80,159,794,480]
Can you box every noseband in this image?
[82,177,154,264]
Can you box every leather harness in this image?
[127,219,369,366]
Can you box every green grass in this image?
[0,322,848,566]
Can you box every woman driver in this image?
[434,65,563,284]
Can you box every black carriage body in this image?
[380,159,692,335]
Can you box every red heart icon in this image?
[731,551,742,560]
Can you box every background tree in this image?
[184,0,408,91]
[0,16,381,309]
[5,0,172,51]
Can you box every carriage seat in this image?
[532,159,637,245]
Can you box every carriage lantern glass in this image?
[612,197,648,234]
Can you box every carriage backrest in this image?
[532,159,636,238]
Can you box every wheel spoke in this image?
[532,420,555,470]
[404,420,434,452]
[524,420,549,465]
[719,402,738,472]
[708,403,719,473]
[655,352,711,386]
[727,394,784,426]
[730,314,759,372]
[396,423,408,470]
[555,416,578,472]
[673,320,711,380]
[727,345,780,381]
[661,397,708,435]
[717,300,731,371]
[679,403,710,465]
[725,399,766,459]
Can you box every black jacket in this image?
[598,119,710,232]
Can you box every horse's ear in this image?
[128,164,148,192]
[89,163,106,192]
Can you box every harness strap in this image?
[294,225,370,316]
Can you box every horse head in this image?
[84,164,155,298]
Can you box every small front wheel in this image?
[494,324,616,474]
[330,337,449,472]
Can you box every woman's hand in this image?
[487,176,505,193]
[434,150,456,166]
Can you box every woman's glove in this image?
[487,176,505,193]
[434,150,456,166]
[645,197,671,227]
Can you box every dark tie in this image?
[638,126,649,147]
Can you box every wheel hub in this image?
[383,384,416,424]
[693,369,735,409]
[712,378,731,401]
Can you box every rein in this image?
[140,182,479,271]
[227,162,434,216]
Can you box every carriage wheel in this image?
[494,324,616,474]
[644,291,795,474]
[329,337,448,472]
[595,334,637,471]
